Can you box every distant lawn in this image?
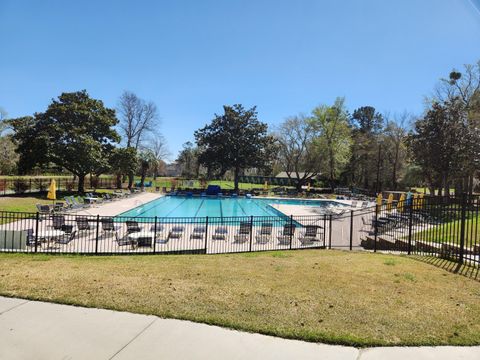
[414,213,479,248]
[0,195,52,213]
[0,250,479,346]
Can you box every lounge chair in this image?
[277,223,296,245]
[169,225,185,239]
[55,230,77,245]
[299,225,323,246]
[351,200,357,208]
[36,204,51,215]
[101,217,120,240]
[255,222,273,244]
[70,196,89,209]
[233,221,251,244]
[212,226,228,240]
[190,225,206,240]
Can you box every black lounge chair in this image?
[233,222,251,244]
[256,222,273,244]
[299,225,323,246]
[277,223,296,245]
[101,217,120,240]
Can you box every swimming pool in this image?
[118,196,344,219]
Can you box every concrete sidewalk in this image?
[0,297,478,360]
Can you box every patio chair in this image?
[299,225,323,246]
[351,200,357,208]
[212,226,228,240]
[168,225,185,239]
[190,225,206,240]
[255,222,273,244]
[51,215,65,230]
[76,216,92,233]
[233,221,251,244]
[101,217,120,240]
[126,220,142,234]
[277,223,296,245]
[25,229,36,247]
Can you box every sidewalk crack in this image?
[109,318,157,360]
[0,299,30,316]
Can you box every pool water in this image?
[118,196,343,219]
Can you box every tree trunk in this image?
[77,174,85,194]
[116,174,122,189]
[128,173,134,190]
[234,167,239,192]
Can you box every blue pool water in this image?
[118,196,344,219]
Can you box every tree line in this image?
[1,60,479,195]
[2,90,168,193]
[179,60,480,194]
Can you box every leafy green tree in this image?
[409,99,470,196]
[311,98,351,189]
[9,90,120,193]
[347,106,384,189]
[176,141,200,178]
[195,104,276,191]
[110,147,138,189]
[137,150,157,187]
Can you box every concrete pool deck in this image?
[0,296,478,360]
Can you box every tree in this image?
[383,113,409,190]
[110,147,138,189]
[311,98,351,189]
[146,135,169,179]
[9,90,120,193]
[347,106,384,189]
[276,115,322,191]
[195,104,276,191]
[118,91,161,188]
[176,141,200,178]
[0,109,18,174]
[137,150,157,187]
[409,99,470,196]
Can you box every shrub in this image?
[12,179,30,194]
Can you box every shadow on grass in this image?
[410,254,479,281]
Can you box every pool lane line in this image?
[219,198,224,223]
[164,197,190,217]
[234,197,248,216]
[193,199,205,218]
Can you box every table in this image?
[37,230,65,247]
[127,232,154,248]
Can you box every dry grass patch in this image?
[0,250,479,346]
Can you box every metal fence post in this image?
[328,214,332,249]
[289,215,294,249]
[349,210,354,251]
[407,202,413,255]
[153,216,157,254]
[34,212,39,253]
[95,215,100,254]
[323,214,327,247]
[459,193,467,265]
[374,205,378,253]
[249,216,254,252]
[204,217,209,254]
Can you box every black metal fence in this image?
[0,177,117,195]
[0,195,478,267]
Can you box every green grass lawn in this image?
[414,213,479,248]
[0,250,479,346]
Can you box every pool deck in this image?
[75,192,162,217]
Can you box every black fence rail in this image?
[0,177,117,196]
[0,212,328,255]
[0,195,478,268]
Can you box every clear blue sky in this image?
[1,0,480,160]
